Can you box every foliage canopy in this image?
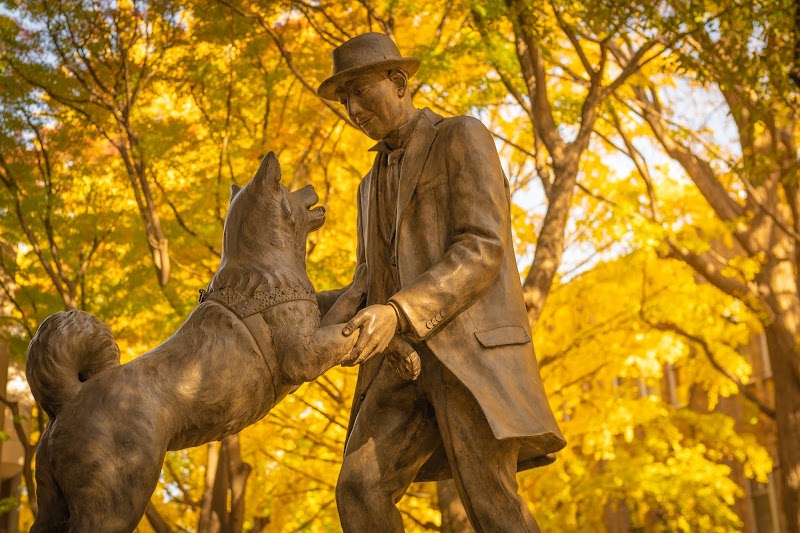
[0,0,794,530]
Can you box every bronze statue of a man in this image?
[316,32,565,531]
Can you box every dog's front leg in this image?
[280,324,360,385]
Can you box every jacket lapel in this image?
[362,154,382,268]
[394,109,441,241]
[346,109,445,448]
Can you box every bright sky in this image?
[491,79,741,283]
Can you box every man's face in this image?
[336,72,405,140]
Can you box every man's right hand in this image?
[341,304,398,366]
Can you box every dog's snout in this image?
[299,184,319,207]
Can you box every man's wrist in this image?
[387,300,408,334]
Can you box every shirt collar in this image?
[369,109,423,153]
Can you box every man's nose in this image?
[346,98,362,119]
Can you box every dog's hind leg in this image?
[30,430,69,533]
[51,416,167,533]
[64,446,165,533]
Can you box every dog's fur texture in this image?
[27,153,358,532]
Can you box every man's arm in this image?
[318,176,369,324]
[317,286,352,318]
[390,116,507,341]
[344,117,508,362]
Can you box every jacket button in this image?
[435,313,442,321]
[426,320,433,329]
[440,309,447,317]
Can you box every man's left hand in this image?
[341,304,398,366]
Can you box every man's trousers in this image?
[336,346,541,532]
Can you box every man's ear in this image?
[388,69,409,98]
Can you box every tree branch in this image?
[633,86,746,226]
[548,0,595,76]
[663,243,773,324]
[0,394,38,516]
[214,0,357,128]
[643,318,776,419]
[0,154,72,308]
[503,0,565,158]
[145,501,175,533]
[0,275,35,339]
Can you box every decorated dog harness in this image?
[198,286,316,318]
[199,284,421,382]
[198,285,317,397]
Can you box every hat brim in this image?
[317,58,421,101]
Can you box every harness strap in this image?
[241,313,281,402]
[199,284,317,400]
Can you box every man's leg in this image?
[423,352,542,533]
[337,360,441,532]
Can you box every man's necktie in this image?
[388,147,405,168]
[387,148,405,232]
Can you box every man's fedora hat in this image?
[317,33,420,101]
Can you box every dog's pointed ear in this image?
[253,151,281,192]
[229,184,241,203]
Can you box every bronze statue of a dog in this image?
[26,153,359,532]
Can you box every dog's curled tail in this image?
[26,310,120,418]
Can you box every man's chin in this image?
[359,124,387,140]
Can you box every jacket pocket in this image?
[474,325,531,348]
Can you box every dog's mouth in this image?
[307,205,326,231]
[292,184,325,232]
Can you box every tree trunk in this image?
[759,236,800,532]
[145,502,175,533]
[211,446,230,532]
[522,158,580,327]
[202,434,252,533]
[198,442,221,533]
[117,139,171,287]
[764,320,800,533]
[224,435,252,533]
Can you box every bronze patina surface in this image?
[317,32,566,532]
[27,153,359,532]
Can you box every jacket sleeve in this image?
[317,286,351,317]
[319,176,369,326]
[390,117,508,341]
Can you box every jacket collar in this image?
[393,108,442,235]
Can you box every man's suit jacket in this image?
[320,108,565,480]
